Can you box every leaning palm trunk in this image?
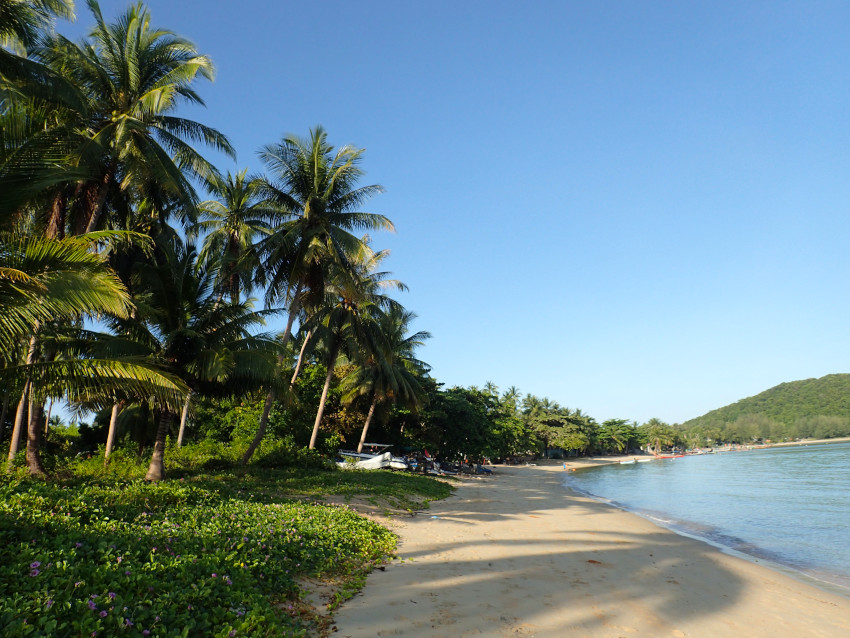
[289,330,312,387]
[241,300,301,465]
[356,396,378,454]
[145,410,174,481]
[176,391,193,448]
[308,341,340,450]
[104,402,122,465]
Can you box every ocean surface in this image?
[563,441,850,595]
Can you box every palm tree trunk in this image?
[6,382,29,471]
[309,341,340,450]
[82,166,114,234]
[43,398,54,436]
[0,388,9,444]
[176,391,193,448]
[289,330,312,386]
[26,400,46,476]
[240,391,274,465]
[7,334,38,472]
[240,298,302,465]
[145,410,174,481]
[46,191,67,240]
[356,396,378,454]
[104,401,122,465]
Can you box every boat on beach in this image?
[338,444,408,470]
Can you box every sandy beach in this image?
[333,462,850,637]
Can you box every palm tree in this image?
[32,0,234,236]
[642,417,675,455]
[191,169,281,304]
[341,305,431,453]
[240,126,394,463]
[304,247,406,450]
[108,236,278,480]
[598,419,633,455]
[501,386,522,414]
[0,1,75,54]
[0,230,186,473]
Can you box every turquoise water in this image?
[563,442,850,594]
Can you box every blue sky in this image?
[65,1,850,423]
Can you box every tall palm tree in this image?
[341,305,431,453]
[304,247,405,450]
[240,126,394,463]
[191,169,281,304]
[33,0,234,236]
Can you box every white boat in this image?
[619,458,636,464]
[338,444,408,470]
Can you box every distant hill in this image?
[682,373,850,432]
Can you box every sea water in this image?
[563,441,850,594]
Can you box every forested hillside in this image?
[679,374,850,443]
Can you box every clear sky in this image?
[63,1,850,424]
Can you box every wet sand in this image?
[333,463,850,637]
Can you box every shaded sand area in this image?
[333,463,850,638]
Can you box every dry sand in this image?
[333,462,850,638]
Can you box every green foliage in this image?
[640,418,678,453]
[417,386,493,460]
[0,469,409,636]
[681,374,850,442]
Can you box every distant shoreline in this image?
[760,436,850,447]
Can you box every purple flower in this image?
[211,573,217,578]
[76,542,83,548]
[124,618,133,627]
[125,570,131,576]
[108,592,116,599]
[30,569,40,577]
[88,600,97,610]
[46,599,54,609]
[229,631,236,637]
[30,561,41,569]
[143,631,150,636]
[116,556,123,564]
[99,611,108,618]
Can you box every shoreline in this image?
[334,464,850,637]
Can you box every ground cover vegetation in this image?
[2,2,848,635]
[0,454,451,636]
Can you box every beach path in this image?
[333,465,850,637]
